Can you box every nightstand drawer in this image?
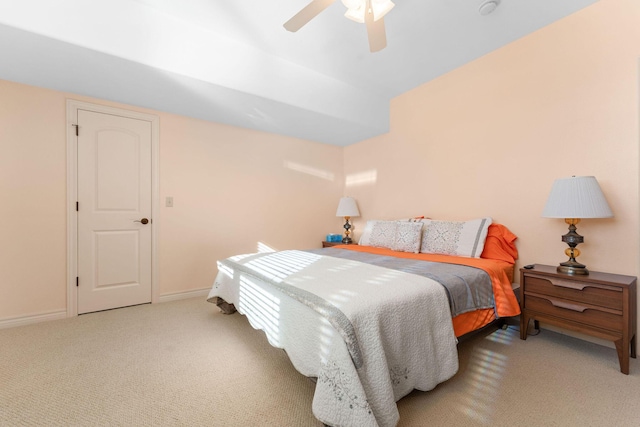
[526,294,623,332]
[525,275,622,311]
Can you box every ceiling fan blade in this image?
[284,0,337,32]
[365,1,387,52]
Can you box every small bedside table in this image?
[322,241,357,248]
[520,264,637,374]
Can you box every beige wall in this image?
[158,113,345,296]
[0,81,68,319]
[0,80,344,320]
[345,0,639,281]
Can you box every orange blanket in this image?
[331,244,521,318]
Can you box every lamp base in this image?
[342,216,353,245]
[557,262,589,276]
[557,219,589,275]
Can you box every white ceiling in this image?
[0,0,599,146]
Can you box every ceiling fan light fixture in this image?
[342,0,394,23]
[344,6,365,23]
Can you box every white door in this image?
[77,109,153,314]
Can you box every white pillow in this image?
[420,217,492,258]
[365,220,423,254]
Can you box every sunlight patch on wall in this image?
[345,170,377,187]
[284,161,335,181]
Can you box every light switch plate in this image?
[166,196,174,207]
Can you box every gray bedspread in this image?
[305,248,494,317]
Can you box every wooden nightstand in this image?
[520,264,637,374]
[322,241,357,248]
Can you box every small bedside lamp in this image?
[542,176,613,275]
[336,197,360,244]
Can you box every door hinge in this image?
[76,277,79,287]
[76,201,79,211]
[72,124,79,136]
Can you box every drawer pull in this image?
[550,279,587,291]
[549,298,588,312]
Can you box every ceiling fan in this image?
[284,0,395,53]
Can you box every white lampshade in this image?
[336,197,360,217]
[542,176,613,219]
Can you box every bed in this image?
[207,219,520,427]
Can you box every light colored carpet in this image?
[1,297,638,426]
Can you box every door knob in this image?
[134,218,150,224]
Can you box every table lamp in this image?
[542,176,613,275]
[336,197,360,244]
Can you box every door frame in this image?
[66,100,160,317]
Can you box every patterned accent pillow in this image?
[368,221,398,248]
[360,217,428,245]
[392,221,423,253]
[367,221,423,253]
[420,217,492,258]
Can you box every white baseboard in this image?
[0,290,210,329]
[158,288,210,303]
[0,310,67,330]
